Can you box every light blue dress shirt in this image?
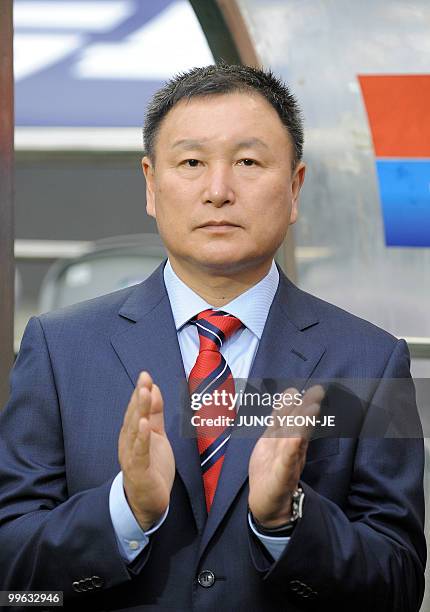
[109,259,290,563]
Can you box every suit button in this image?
[198,570,216,588]
[308,588,318,600]
[91,575,104,589]
[72,581,82,592]
[290,579,318,599]
[81,577,93,591]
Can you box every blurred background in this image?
[1,0,430,607]
[11,0,430,375]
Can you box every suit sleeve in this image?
[248,339,426,611]
[0,317,152,600]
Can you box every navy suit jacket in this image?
[0,262,426,611]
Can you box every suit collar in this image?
[117,259,320,330]
[117,260,169,323]
[275,267,321,332]
[163,258,280,339]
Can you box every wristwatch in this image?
[250,486,304,537]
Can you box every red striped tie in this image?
[188,309,243,512]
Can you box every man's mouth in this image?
[197,221,240,228]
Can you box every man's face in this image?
[142,91,305,275]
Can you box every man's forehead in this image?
[161,90,277,128]
[171,137,270,151]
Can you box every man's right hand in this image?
[119,371,175,531]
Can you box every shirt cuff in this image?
[247,512,290,561]
[109,471,169,563]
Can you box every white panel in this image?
[14,1,134,31]
[74,1,213,80]
[14,33,84,80]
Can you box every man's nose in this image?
[202,165,235,207]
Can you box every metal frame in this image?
[189,0,258,66]
[0,0,14,408]
[190,0,297,281]
[404,339,430,361]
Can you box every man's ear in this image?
[142,156,156,218]
[289,161,306,225]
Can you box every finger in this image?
[273,390,321,440]
[264,388,298,438]
[270,387,297,416]
[133,416,151,470]
[123,371,152,430]
[301,384,325,407]
[270,387,302,424]
[149,384,165,434]
[122,385,139,431]
[288,401,320,441]
[128,386,151,445]
[288,385,323,426]
[138,370,153,390]
[150,384,162,413]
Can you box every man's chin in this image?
[193,253,267,275]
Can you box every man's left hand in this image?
[248,385,324,528]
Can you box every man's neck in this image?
[167,258,273,307]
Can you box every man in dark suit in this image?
[0,64,426,611]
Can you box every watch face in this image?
[292,486,305,520]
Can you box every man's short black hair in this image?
[143,63,304,168]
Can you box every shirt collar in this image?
[163,259,279,339]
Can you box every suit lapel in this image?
[110,263,207,533]
[198,269,326,559]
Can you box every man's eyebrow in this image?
[233,138,269,150]
[171,137,270,151]
[171,139,208,150]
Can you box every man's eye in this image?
[183,159,200,167]
[238,159,257,166]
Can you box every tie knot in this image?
[192,309,243,350]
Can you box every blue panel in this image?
[376,160,430,247]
